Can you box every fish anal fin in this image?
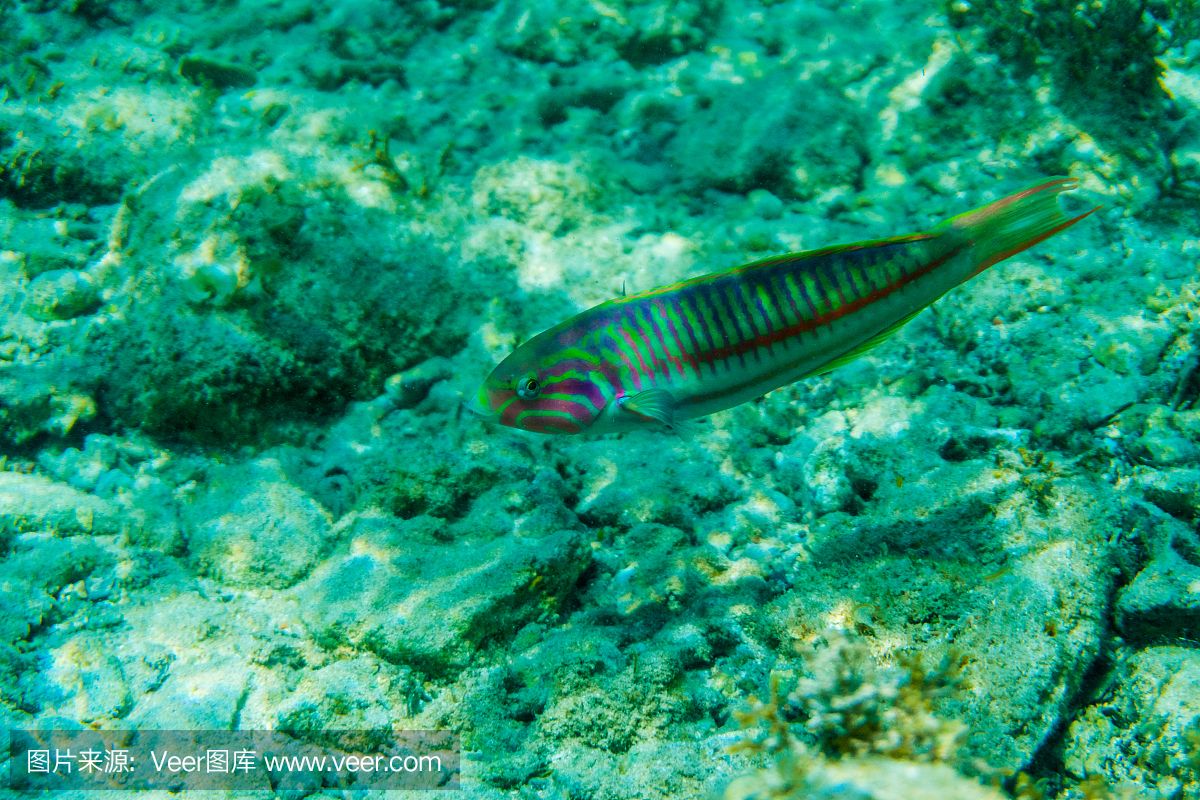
[810,309,923,376]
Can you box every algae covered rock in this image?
[951,0,1175,130]
[0,535,115,646]
[178,54,257,89]
[1134,467,1200,525]
[296,511,591,675]
[24,269,100,321]
[92,300,321,442]
[722,630,974,800]
[948,0,1182,206]
[1062,647,1200,799]
[0,471,124,540]
[273,657,400,734]
[768,472,1117,776]
[491,0,716,67]
[472,156,604,236]
[1116,537,1200,645]
[0,368,98,447]
[117,593,261,730]
[666,73,864,199]
[536,645,691,755]
[572,435,739,529]
[184,459,331,589]
[35,635,132,724]
[1123,404,1200,468]
[87,168,471,443]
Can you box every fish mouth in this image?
[462,391,500,422]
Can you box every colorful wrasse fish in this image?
[473,178,1097,435]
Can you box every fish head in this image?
[472,326,611,435]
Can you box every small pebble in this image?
[25,269,100,321]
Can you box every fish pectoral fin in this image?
[617,388,679,429]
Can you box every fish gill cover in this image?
[0,1,1198,799]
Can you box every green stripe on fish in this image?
[473,178,1098,435]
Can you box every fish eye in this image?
[516,374,541,399]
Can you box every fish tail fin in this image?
[938,177,1099,279]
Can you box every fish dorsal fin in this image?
[618,388,678,428]
[808,308,923,376]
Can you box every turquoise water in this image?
[2,1,1199,797]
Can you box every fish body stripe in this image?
[672,294,711,376]
[514,409,583,433]
[506,398,586,430]
[640,303,676,378]
[616,320,650,389]
[566,237,959,416]
[624,313,654,380]
[828,260,850,306]
[588,240,950,381]
[731,281,762,346]
[711,284,749,368]
[682,243,962,411]
[809,266,832,313]
[543,380,605,414]
[757,284,784,342]
[664,298,702,377]
[799,270,824,316]
[519,235,931,414]
[694,243,920,365]
[689,285,721,356]
[651,298,691,378]
[688,286,724,367]
[637,306,667,378]
[778,272,808,321]
[845,260,868,298]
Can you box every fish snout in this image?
[462,389,500,423]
